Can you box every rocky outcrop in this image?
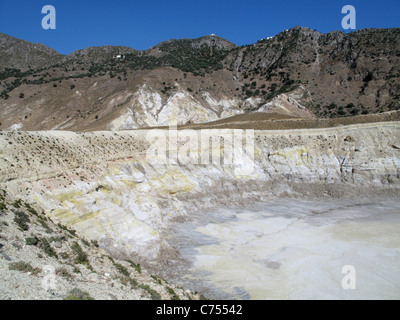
[0,190,199,300]
[256,86,315,119]
[107,85,224,130]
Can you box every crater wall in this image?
[1,122,399,267]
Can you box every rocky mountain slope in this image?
[0,27,399,131]
[0,32,63,71]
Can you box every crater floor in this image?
[168,198,400,300]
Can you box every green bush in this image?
[326,103,337,110]
[64,288,94,300]
[14,211,30,231]
[71,242,90,266]
[25,205,39,217]
[91,240,99,247]
[245,90,253,97]
[8,261,40,275]
[25,236,39,246]
[127,260,141,274]
[40,237,58,258]
[114,262,130,278]
[60,252,69,260]
[38,219,52,233]
[167,287,180,300]
[12,199,23,208]
[139,284,161,300]
[56,267,72,280]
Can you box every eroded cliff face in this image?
[1,122,399,268]
[106,84,230,130]
[105,84,313,131]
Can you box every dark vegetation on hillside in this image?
[1,27,399,118]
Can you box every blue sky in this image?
[0,0,399,55]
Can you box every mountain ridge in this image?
[0,26,399,131]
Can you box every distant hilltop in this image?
[0,27,399,131]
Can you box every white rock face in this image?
[106,84,316,130]
[257,87,315,119]
[108,85,227,130]
[157,91,218,126]
[108,108,138,130]
[202,92,242,118]
[108,85,164,130]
